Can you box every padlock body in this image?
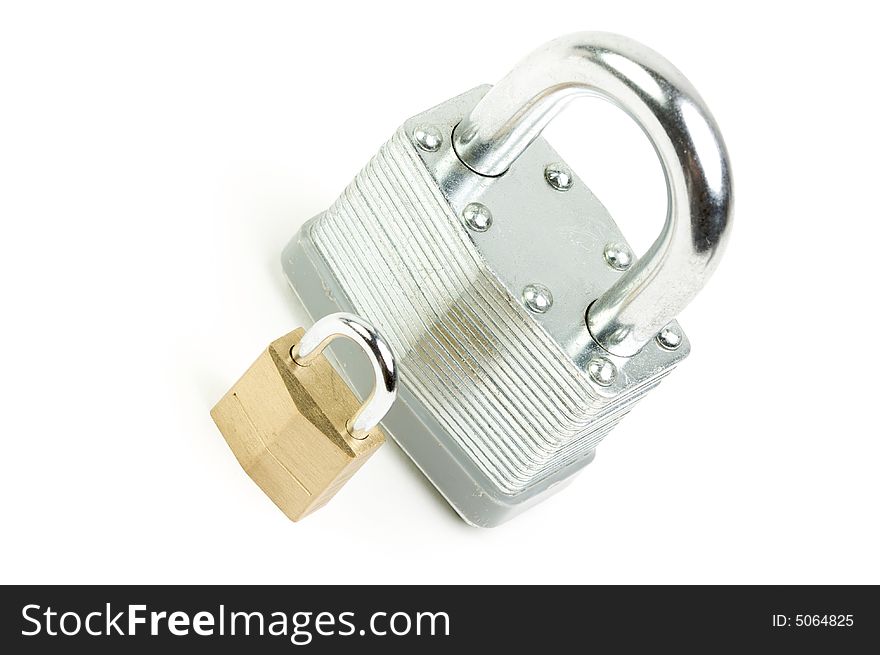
[211,329,384,521]
[282,87,689,526]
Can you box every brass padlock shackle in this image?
[452,32,733,357]
[290,312,397,438]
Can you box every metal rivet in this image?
[656,325,683,350]
[603,242,634,271]
[462,202,493,232]
[413,124,442,152]
[522,283,553,314]
[544,162,573,191]
[587,357,617,387]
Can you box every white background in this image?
[2,1,878,584]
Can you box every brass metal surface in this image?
[211,328,384,520]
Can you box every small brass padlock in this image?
[211,313,397,520]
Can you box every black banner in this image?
[1,585,875,652]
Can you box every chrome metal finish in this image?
[656,325,683,351]
[413,124,442,152]
[286,86,688,526]
[452,32,733,357]
[291,312,398,439]
[587,357,617,387]
[410,88,687,376]
[543,162,573,191]
[283,32,730,526]
[462,202,493,232]
[521,283,553,314]
[603,242,634,271]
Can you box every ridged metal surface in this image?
[310,129,667,495]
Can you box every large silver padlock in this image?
[282,32,733,526]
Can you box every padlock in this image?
[211,313,397,520]
[282,32,733,526]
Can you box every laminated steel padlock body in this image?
[282,33,732,526]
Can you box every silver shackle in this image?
[291,312,398,439]
[452,32,733,357]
